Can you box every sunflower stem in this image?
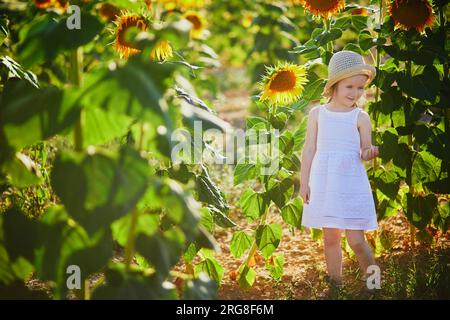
[124,122,145,270]
[372,0,384,180]
[70,48,83,152]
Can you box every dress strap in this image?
[353,107,361,126]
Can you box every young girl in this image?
[300,50,380,289]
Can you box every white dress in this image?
[301,104,378,231]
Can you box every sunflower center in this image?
[117,16,147,48]
[269,70,297,92]
[185,15,202,30]
[392,0,431,27]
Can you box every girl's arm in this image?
[299,106,319,203]
[358,111,379,161]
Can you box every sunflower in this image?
[34,0,67,12]
[34,0,53,9]
[388,0,434,33]
[150,40,173,61]
[259,63,309,107]
[183,11,206,39]
[297,0,345,19]
[114,14,148,58]
[99,3,121,21]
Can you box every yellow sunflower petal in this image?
[150,40,173,61]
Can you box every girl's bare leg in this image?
[323,228,343,284]
[345,230,376,278]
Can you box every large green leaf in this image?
[267,177,294,209]
[396,66,441,102]
[194,257,224,283]
[135,228,186,277]
[255,224,282,259]
[196,165,229,213]
[237,265,256,290]
[230,231,252,258]
[412,151,440,186]
[234,160,259,185]
[406,193,438,230]
[238,189,269,222]
[17,14,103,68]
[51,146,150,234]
[111,213,159,247]
[0,79,80,150]
[206,206,236,228]
[82,107,133,148]
[373,169,401,199]
[281,198,303,229]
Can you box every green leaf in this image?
[196,165,229,213]
[351,15,368,31]
[136,228,186,276]
[396,66,441,102]
[267,178,294,209]
[281,198,303,228]
[207,206,236,228]
[234,160,259,185]
[65,229,113,282]
[359,31,376,51]
[230,231,252,258]
[237,265,256,290]
[3,152,42,187]
[82,107,133,148]
[199,207,214,233]
[269,112,288,130]
[246,116,270,130]
[313,28,342,46]
[183,243,198,263]
[373,170,400,199]
[299,79,326,102]
[239,189,269,222]
[194,257,224,283]
[412,151,440,185]
[255,224,282,259]
[0,80,80,150]
[293,118,307,151]
[266,254,284,280]
[0,56,38,88]
[279,131,295,155]
[51,146,149,234]
[379,128,398,162]
[17,14,103,68]
[406,193,438,229]
[111,213,159,247]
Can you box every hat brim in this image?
[322,65,376,98]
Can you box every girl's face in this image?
[331,74,368,107]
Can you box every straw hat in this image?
[322,50,376,98]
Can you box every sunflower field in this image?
[0,0,449,300]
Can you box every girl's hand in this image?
[361,145,379,161]
[300,184,310,204]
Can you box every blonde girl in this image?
[300,50,380,289]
